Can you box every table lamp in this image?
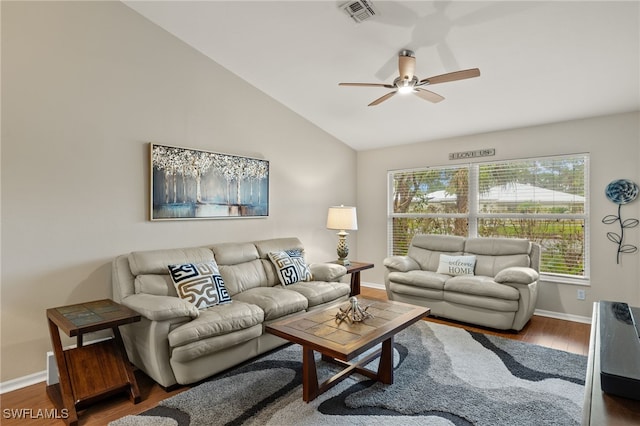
[326,205,358,265]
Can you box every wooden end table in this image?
[329,261,374,296]
[46,299,141,425]
[266,297,429,402]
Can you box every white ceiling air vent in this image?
[340,0,378,23]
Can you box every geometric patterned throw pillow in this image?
[267,249,313,286]
[167,261,231,309]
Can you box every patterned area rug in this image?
[110,321,587,426]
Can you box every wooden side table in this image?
[46,299,141,426]
[329,261,374,296]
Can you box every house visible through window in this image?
[388,154,589,281]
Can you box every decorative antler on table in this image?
[335,297,374,324]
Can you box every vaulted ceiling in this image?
[124,1,640,151]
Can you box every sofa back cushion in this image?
[408,234,466,271]
[255,237,307,286]
[218,260,268,295]
[210,242,267,294]
[210,242,259,265]
[128,247,215,296]
[129,247,214,275]
[254,237,305,258]
[134,275,178,297]
[464,237,531,277]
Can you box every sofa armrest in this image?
[494,266,539,285]
[383,256,420,272]
[309,263,347,282]
[121,293,199,321]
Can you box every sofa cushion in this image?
[411,234,466,252]
[464,237,532,276]
[436,254,477,276]
[284,281,350,308]
[210,242,259,266]
[129,247,214,275]
[383,256,420,272]
[473,254,531,277]
[168,261,231,309]
[134,274,178,297]
[168,301,264,348]
[268,250,313,285]
[254,237,305,258]
[494,266,539,284]
[464,237,531,256]
[308,263,347,282]
[408,234,465,271]
[444,291,519,312]
[444,276,520,300]
[388,270,448,290]
[388,282,444,301]
[170,324,263,363]
[232,287,308,320]
[218,259,269,295]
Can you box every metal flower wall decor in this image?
[602,179,639,264]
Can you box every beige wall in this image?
[356,112,640,318]
[1,1,356,382]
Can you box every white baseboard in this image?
[534,309,592,324]
[362,281,385,290]
[0,371,47,394]
[0,336,113,394]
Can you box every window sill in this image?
[540,273,590,286]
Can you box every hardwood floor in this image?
[1,287,591,425]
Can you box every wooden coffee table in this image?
[266,297,429,402]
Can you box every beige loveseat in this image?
[112,237,350,388]
[384,234,540,331]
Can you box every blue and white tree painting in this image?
[151,144,269,219]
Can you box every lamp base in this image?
[336,232,350,266]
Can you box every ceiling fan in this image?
[339,50,480,106]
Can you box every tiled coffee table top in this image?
[267,298,429,361]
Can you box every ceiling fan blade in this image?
[398,54,416,81]
[420,68,481,85]
[368,91,397,106]
[414,88,445,103]
[339,82,395,88]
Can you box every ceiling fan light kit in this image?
[339,50,480,106]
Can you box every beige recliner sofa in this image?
[112,237,349,388]
[384,234,540,331]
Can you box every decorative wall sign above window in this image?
[602,179,638,264]
[150,143,269,220]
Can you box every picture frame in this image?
[150,143,269,220]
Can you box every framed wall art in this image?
[150,143,269,220]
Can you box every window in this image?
[388,154,589,281]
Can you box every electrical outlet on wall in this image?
[577,289,586,300]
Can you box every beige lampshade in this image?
[326,206,358,231]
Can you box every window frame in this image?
[387,153,590,284]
